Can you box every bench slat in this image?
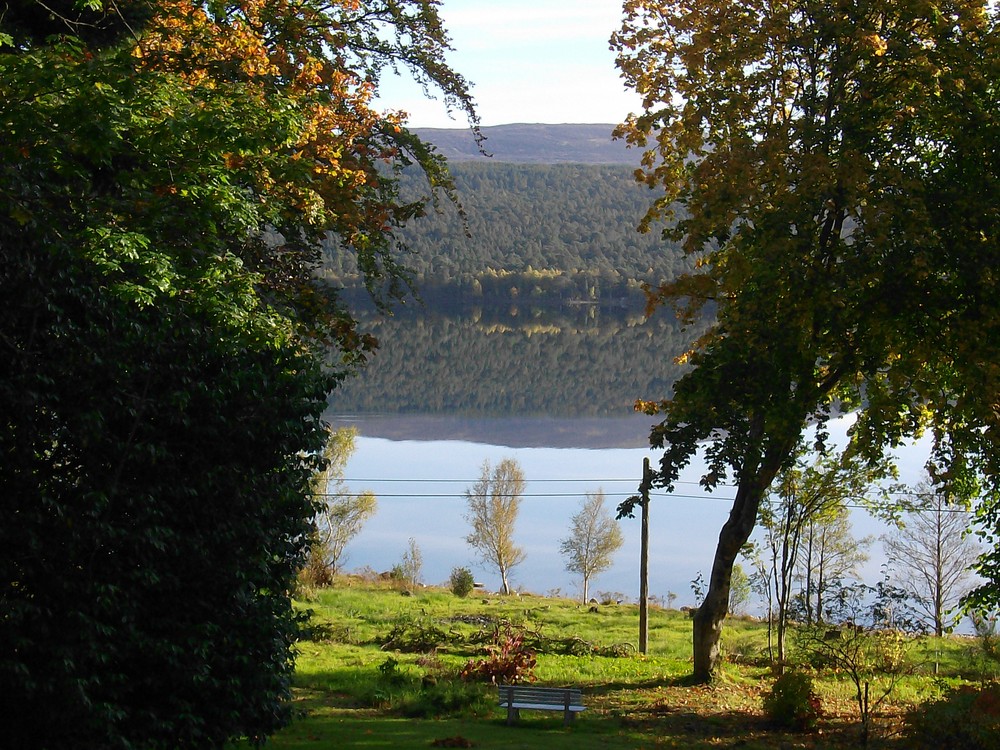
[498,685,585,726]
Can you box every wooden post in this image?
[639,457,652,654]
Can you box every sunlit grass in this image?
[254,577,996,750]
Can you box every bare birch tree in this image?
[464,458,526,595]
[883,483,981,636]
[559,490,624,603]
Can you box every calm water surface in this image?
[330,412,933,607]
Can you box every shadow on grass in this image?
[261,711,646,750]
[583,671,706,696]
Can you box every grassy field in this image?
[248,578,995,749]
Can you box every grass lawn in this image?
[238,578,996,749]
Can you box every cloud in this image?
[444,0,621,49]
[373,0,638,128]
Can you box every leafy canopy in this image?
[0,0,476,747]
[617,0,1000,495]
[613,0,1000,678]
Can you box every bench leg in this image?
[506,706,519,725]
[563,709,575,727]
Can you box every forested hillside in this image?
[321,159,688,311]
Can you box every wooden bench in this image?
[497,685,585,726]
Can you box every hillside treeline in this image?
[321,162,688,309]
[329,308,707,418]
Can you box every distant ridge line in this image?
[414,123,642,166]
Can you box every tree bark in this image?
[692,480,766,681]
[692,420,798,682]
[500,567,511,596]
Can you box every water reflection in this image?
[328,308,936,617]
[326,306,702,430]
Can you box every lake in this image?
[326,307,938,610]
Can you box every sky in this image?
[373,0,642,129]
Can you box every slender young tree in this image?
[464,458,526,595]
[309,428,377,578]
[728,562,752,616]
[798,511,873,624]
[883,482,981,636]
[400,537,423,589]
[560,490,625,603]
[614,0,1000,681]
[758,448,884,663]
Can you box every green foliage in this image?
[963,610,1000,683]
[377,656,405,685]
[450,567,476,598]
[763,672,822,731]
[728,563,752,616]
[303,427,376,585]
[906,683,1000,750]
[614,0,1000,681]
[382,617,455,653]
[396,679,493,719]
[0,0,476,747]
[399,537,423,588]
[793,580,923,743]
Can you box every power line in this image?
[343,477,727,487]
[339,476,973,503]
[312,488,978,513]
[312,490,735,501]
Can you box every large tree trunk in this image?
[692,420,798,682]
[693,480,766,682]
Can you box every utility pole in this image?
[638,457,653,654]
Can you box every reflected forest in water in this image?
[330,305,706,420]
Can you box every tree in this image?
[0,1,477,746]
[758,448,883,664]
[450,566,476,598]
[798,511,873,625]
[464,458,526,595]
[614,0,1000,681]
[883,482,981,636]
[399,537,423,589]
[728,562,752,616]
[795,580,923,747]
[559,489,625,603]
[309,427,377,578]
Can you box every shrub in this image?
[460,623,537,684]
[378,657,405,685]
[450,567,475,598]
[298,551,335,589]
[764,671,822,730]
[906,683,1000,750]
[381,618,452,652]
